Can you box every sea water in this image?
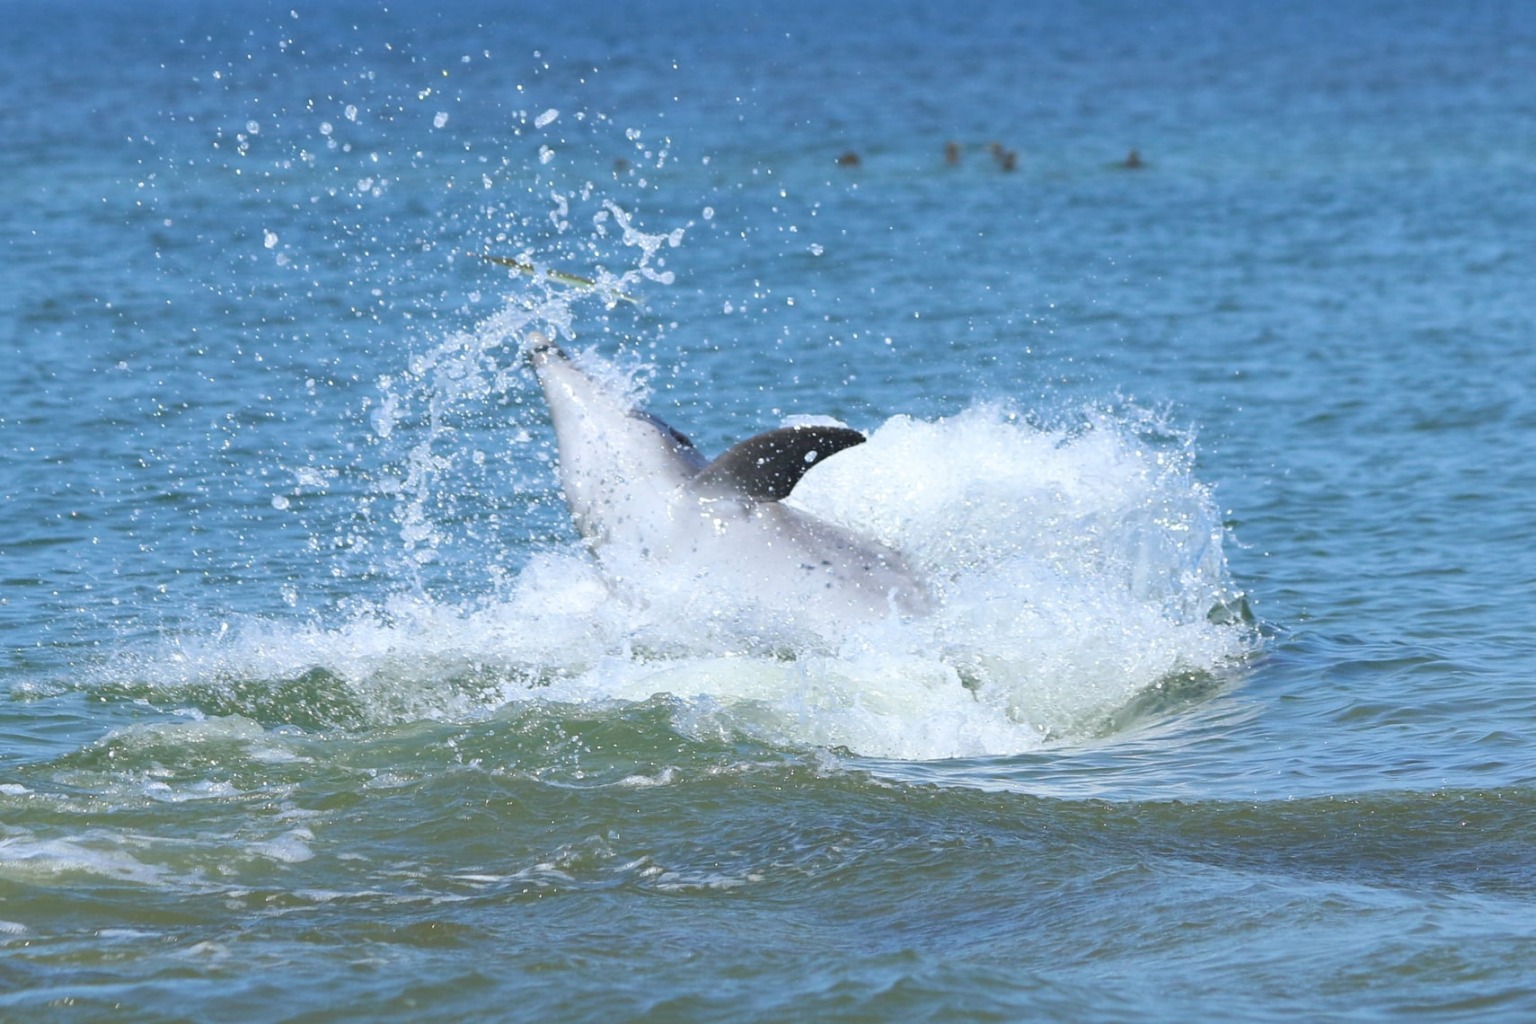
[4,0,1536,1020]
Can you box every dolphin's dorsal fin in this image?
[691,425,867,501]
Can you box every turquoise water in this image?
[4,0,1536,1019]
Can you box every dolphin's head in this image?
[525,332,705,547]
[523,329,563,369]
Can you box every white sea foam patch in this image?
[522,405,1249,758]
[781,403,1250,741]
[0,833,172,886]
[110,398,1249,760]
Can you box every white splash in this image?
[123,335,1252,760]
[98,153,1252,761]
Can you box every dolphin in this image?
[526,332,931,627]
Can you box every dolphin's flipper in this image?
[692,425,867,501]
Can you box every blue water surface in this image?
[4,0,1536,1020]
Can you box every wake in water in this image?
[100,276,1255,760]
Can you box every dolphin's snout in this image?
[525,331,566,367]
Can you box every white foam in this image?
[250,828,316,864]
[0,834,170,886]
[114,369,1251,759]
[96,714,291,762]
[617,767,679,788]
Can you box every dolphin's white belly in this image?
[639,494,928,620]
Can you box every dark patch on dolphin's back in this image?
[692,425,867,502]
[627,409,709,472]
[629,409,698,452]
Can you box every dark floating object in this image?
[988,142,1018,172]
[825,139,1145,175]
